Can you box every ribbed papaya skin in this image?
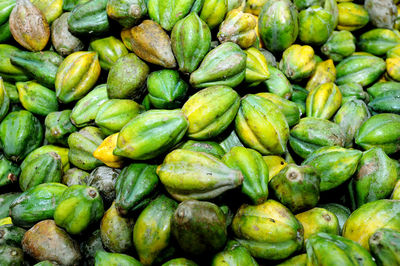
[148,0,195,31]
[369,228,400,266]
[106,0,146,28]
[88,36,128,71]
[306,82,342,120]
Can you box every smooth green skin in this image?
[270,164,320,213]
[114,109,188,160]
[62,0,90,11]
[70,84,108,127]
[0,21,12,43]
[264,66,293,99]
[67,0,110,36]
[182,86,240,140]
[86,166,120,203]
[0,224,26,247]
[106,0,147,28]
[4,81,19,104]
[80,229,105,265]
[302,146,362,191]
[107,53,149,100]
[190,42,246,89]
[67,126,105,171]
[257,92,300,127]
[158,149,243,201]
[19,152,62,191]
[0,0,15,24]
[0,154,20,187]
[171,12,211,74]
[94,251,141,266]
[306,233,376,266]
[222,147,269,205]
[258,0,298,53]
[277,254,307,266]
[289,117,346,159]
[10,50,63,88]
[0,193,20,219]
[368,95,400,114]
[89,36,129,71]
[115,163,159,215]
[134,195,177,265]
[16,81,58,116]
[147,70,188,109]
[54,185,104,235]
[162,258,198,266]
[356,113,400,154]
[0,110,43,162]
[45,110,77,146]
[21,145,70,173]
[338,82,369,103]
[358,29,400,56]
[172,200,227,256]
[0,44,29,82]
[318,203,351,234]
[299,6,333,45]
[336,54,386,87]
[199,0,227,30]
[95,99,144,135]
[148,0,195,31]
[100,202,133,253]
[235,95,290,155]
[180,140,225,159]
[321,30,356,62]
[369,228,400,266]
[62,168,88,186]
[343,200,400,251]
[0,245,24,266]
[9,183,67,228]
[367,81,400,99]
[351,148,398,208]
[212,240,258,266]
[232,200,304,260]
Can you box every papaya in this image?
[358,29,400,56]
[0,245,24,265]
[291,85,308,115]
[115,163,159,215]
[106,0,147,28]
[114,110,188,160]
[148,0,195,31]
[306,82,342,120]
[0,154,19,187]
[0,44,29,82]
[338,82,369,103]
[318,203,351,234]
[94,250,141,266]
[30,0,63,24]
[279,44,317,81]
[45,110,77,147]
[180,140,225,159]
[0,193,20,219]
[51,13,84,57]
[21,145,69,173]
[211,240,258,266]
[3,81,18,104]
[54,184,104,235]
[369,228,400,266]
[199,0,227,30]
[391,179,400,200]
[367,81,400,99]
[244,47,270,87]
[277,254,307,266]
[162,258,198,266]
[190,42,246,89]
[337,2,369,31]
[262,155,287,181]
[62,0,90,11]
[88,36,129,71]
[295,208,339,240]
[368,94,400,114]
[264,66,293,99]
[364,0,397,29]
[0,0,16,33]
[171,12,211,74]
[16,81,58,116]
[299,5,334,45]
[305,59,336,92]
[218,129,244,153]
[85,166,120,203]
[0,224,26,247]
[93,134,124,168]
[321,30,356,62]
[62,168,88,187]
[79,229,105,265]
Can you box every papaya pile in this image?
[1,0,400,265]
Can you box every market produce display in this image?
[1,0,400,265]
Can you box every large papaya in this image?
[199,0,227,30]
[358,28,400,56]
[306,82,342,120]
[148,0,195,31]
[279,44,317,81]
[106,0,147,28]
[321,30,356,62]
[318,203,351,234]
[180,140,225,159]
[296,208,339,240]
[305,59,336,92]
[16,81,58,116]
[244,47,270,87]
[21,145,69,173]
[51,13,84,57]
[299,5,334,45]
[338,82,369,103]
[0,44,29,82]
[337,2,369,31]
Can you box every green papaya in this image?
[70,84,109,128]
[114,109,188,160]
[157,149,243,201]
[34,261,56,266]
[54,184,104,235]
[0,0,16,30]
[355,113,400,154]
[67,126,105,171]
[182,86,240,140]
[115,163,159,215]
[199,0,227,30]
[0,20,11,43]
[172,200,227,256]
[368,95,400,114]
[279,44,317,81]
[367,81,400,99]
[337,2,369,31]
[336,54,386,87]
[88,36,129,71]
[369,228,400,266]
[291,85,308,115]
[67,0,110,36]
[302,146,362,191]
[0,110,43,162]
[0,193,20,219]
[94,251,141,266]
[232,200,304,260]
[107,53,149,100]
[318,203,351,234]
[222,146,269,204]
[85,166,120,203]
[62,0,90,11]
[0,245,24,265]
[95,99,144,135]
[171,12,211,74]
[134,195,177,265]
[296,208,339,241]
[106,0,147,28]
[3,81,19,104]
[258,0,298,53]
[211,240,258,266]
[45,110,77,146]
[263,66,293,99]
[148,0,195,31]
[306,82,342,120]
[21,145,69,173]
[9,183,67,227]
[190,42,246,88]
[30,0,63,24]
[62,168,88,187]
[180,140,225,159]
[0,44,29,82]
[19,152,62,191]
[218,129,244,153]
[10,50,63,88]
[162,258,198,266]
[270,164,320,213]
[147,70,188,109]
[338,82,369,103]
[0,154,20,187]
[321,30,356,62]
[100,202,133,253]
[235,94,289,155]
[289,117,346,159]
[0,224,25,247]
[277,254,307,266]
[299,6,334,45]
[244,47,270,87]
[16,81,58,116]
[358,28,400,56]
[306,233,376,266]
